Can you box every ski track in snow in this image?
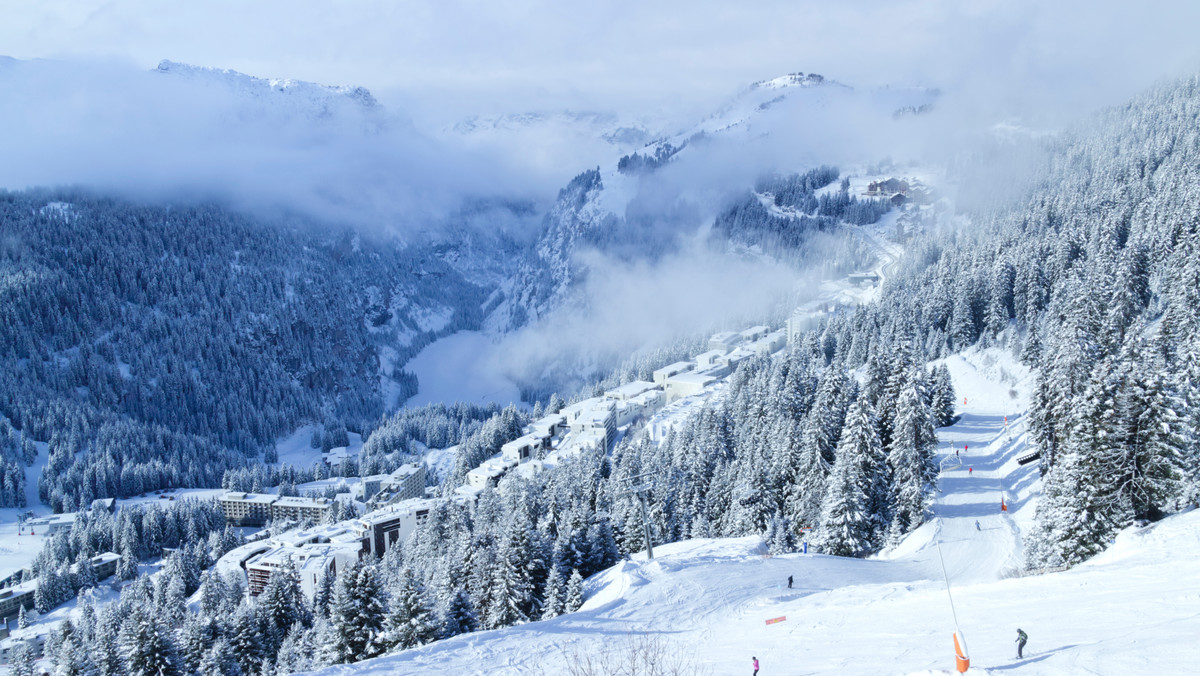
[303,347,1200,676]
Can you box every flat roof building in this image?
[740,326,770,343]
[694,349,727,370]
[708,331,743,353]
[219,492,279,526]
[271,496,332,524]
[367,463,427,509]
[604,380,657,401]
[664,372,718,403]
[653,361,694,384]
[501,433,548,464]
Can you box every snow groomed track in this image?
[308,348,1200,675]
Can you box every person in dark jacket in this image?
[787,575,793,589]
[1016,628,1028,658]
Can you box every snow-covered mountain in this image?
[449,109,652,148]
[489,70,936,334]
[154,59,384,118]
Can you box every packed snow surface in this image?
[306,348,1200,675]
[403,331,523,409]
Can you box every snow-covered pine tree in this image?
[1027,361,1126,567]
[928,364,956,428]
[540,565,566,620]
[485,517,536,629]
[815,397,878,558]
[177,614,218,675]
[118,606,180,676]
[196,638,239,676]
[328,561,387,663]
[1115,343,1186,520]
[10,641,36,676]
[886,372,940,544]
[311,567,336,620]
[785,413,830,539]
[259,557,312,651]
[385,567,438,650]
[441,588,478,638]
[565,568,585,613]
[90,607,123,676]
[228,604,266,675]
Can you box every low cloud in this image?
[495,241,807,386]
[0,58,545,230]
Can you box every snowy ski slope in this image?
[307,348,1200,675]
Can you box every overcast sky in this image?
[6,1,1200,123]
[3,1,1200,228]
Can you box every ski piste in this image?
[305,347,1200,675]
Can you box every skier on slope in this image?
[1016,628,1028,658]
[975,520,980,531]
[787,575,793,589]
[752,656,760,675]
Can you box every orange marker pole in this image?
[954,630,971,673]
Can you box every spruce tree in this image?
[441,588,478,638]
[565,568,585,613]
[887,374,940,543]
[228,605,265,675]
[118,606,180,676]
[385,567,438,650]
[815,398,878,557]
[259,558,312,651]
[329,561,386,663]
[540,566,566,620]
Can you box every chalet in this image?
[866,177,910,197]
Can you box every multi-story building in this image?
[270,496,332,523]
[357,498,439,558]
[708,331,743,353]
[246,540,361,598]
[218,492,334,526]
[0,584,34,624]
[218,492,280,526]
[366,463,428,509]
[652,361,693,385]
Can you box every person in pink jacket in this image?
[752,656,759,675]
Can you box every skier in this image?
[1016,628,1028,658]
[975,520,980,531]
[752,656,760,675]
[968,467,973,475]
[787,575,793,589]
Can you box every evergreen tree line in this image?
[0,190,492,508]
[604,344,952,559]
[616,141,685,176]
[809,75,1200,567]
[0,415,36,507]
